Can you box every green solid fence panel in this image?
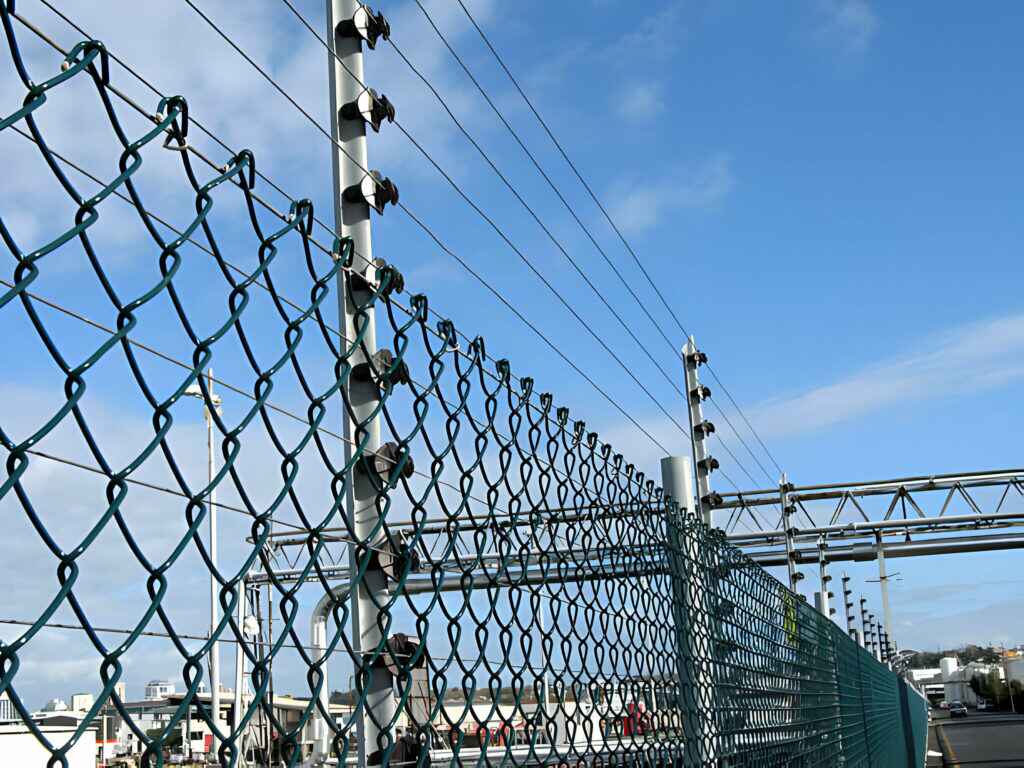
[0,7,927,768]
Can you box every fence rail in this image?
[0,7,925,767]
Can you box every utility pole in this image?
[326,3,397,766]
[780,475,801,592]
[683,338,717,526]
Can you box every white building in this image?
[144,680,176,700]
[940,656,1005,706]
[70,692,94,712]
[0,690,16,721]
[0,724,95,768]
[42,698,68,712]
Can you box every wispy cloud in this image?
[607,153,735,234]
[811,0,879,57]
[751,312,1024,439]
[614,83,666,123]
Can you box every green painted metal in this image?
[0,8,927,768]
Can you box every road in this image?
[933,709,1024,767]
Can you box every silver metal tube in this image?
[876,532,894,658]
[682,339,714,526]
[661,455,717,763]
[326,1,392,765]
[744,531,1024,565]
[726,507,1024,543]
[780,475,799,591]
[715,467,1024,500]
[233,578,246,767]
[208,369,221,759]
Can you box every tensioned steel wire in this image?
[451,0,786,487]
[0,7,924,768]
[23,0,671,464]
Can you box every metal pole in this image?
[661,455,717,764]
[207,368,221,760]
[327,3,393,765]
[876,532,895,658]
[682,338,715,526]
[538,599,549,724]
[233,578,246,767]
[817,536,831,618]
[780,475,800,592]
[842,574,855,638]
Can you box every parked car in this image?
[977,699,989,711]
[950,701,968,719]
[939,700,949,710]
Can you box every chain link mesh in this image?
[0,9,926,767]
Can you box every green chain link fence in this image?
[0,5,926,767]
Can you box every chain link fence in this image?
[0,7,926,767]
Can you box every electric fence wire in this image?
[282,0,774,492]
[18,2,672,463]
[453,0,786,482]
[177,0,688,444]
[386,8,775,494]
[0,618,597,680]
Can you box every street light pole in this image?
[186,369,223,760]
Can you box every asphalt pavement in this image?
[932,709,1024,767]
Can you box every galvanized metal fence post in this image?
[326,2,393,765]
[661,455,718,765]
[817,536,832,618]
[683,338,716,527]
[780,475,801,592]
[875,531,896,661]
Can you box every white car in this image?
[977,699,988,711]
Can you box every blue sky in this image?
[1,0,1023,708]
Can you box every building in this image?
[0,724,95,768]
[907,668,945,702]
[0,690,15,721]
[940,656,1005,706]
[42,697,68,712]
[70,692,94,712]
[144,679,176,700]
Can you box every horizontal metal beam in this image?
[726,508,1024,544]
[716,467,1024,501]
[744,532,1024,566]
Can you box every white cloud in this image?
[750,312,1024,439]
[614,82,665,123]
[607,153,734,234]
[812,0,879,57]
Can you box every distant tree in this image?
[969,674,984,698]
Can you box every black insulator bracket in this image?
[340,87,395,132]
[353,348,410,389]
[337,5,391,49]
